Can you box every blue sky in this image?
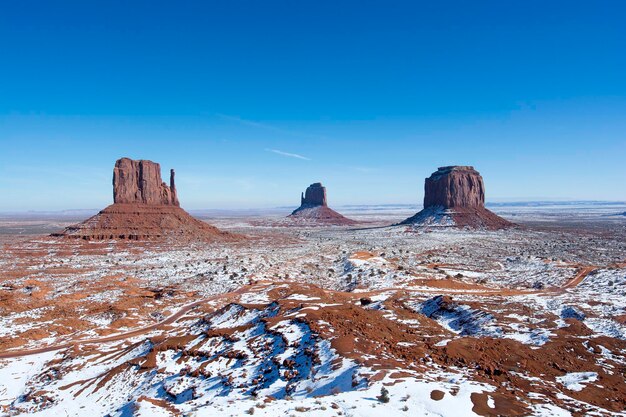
[1,1,625,210]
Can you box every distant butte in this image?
[53,158,236,241]
[289,183,356,225]
[401,166,513,229]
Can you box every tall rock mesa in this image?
[113,158,179,206]
[300,182,328,207]
[289,182,356,225]
[52,157,237,241]
[423,166,485,209]
[401,165,513,229]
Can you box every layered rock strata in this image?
[53,158,234,241]
[289,183,356,225]
[401,166,512,229]
[113,158,179,206]
[423,166,484,208]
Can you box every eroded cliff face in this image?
[300,182,328,207]
[401,166,513,229]
[53,157,237,241]
[424,166,485,209]
[290,182,356,225]
[113,158,179,206]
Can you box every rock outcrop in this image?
[423,166,484,209]
[289,183,356,225]
[401,166,513,229]
[113,158,179,206]
[53,157,235,241]
[300,182,327,207]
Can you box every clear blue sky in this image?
[1,1,625,210]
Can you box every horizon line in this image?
[1,199,625,214]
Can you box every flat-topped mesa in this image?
[300,182,328,207]
[113,158,180,206]
[401,165,513,229]
[424,166,485,209]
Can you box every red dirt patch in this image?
[52,203,241,242]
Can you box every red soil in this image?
[52,203,239,242]
[288,205,357,226]
[402,206,513,230]
[448,207,514,230]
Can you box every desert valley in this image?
[0,158,624,417]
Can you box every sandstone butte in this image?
[289,182,357,225]
[53,158,235,241]
[401,166,513,229]
[112,157,180,206]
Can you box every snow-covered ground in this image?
[0,207,624,416]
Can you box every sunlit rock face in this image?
[401,166,513,230]
[113,157,179,206]
[52,157,236,241]
[424,166,484,209]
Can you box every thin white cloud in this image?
[266,148,311,161]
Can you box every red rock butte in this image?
[289,182,356,225]
[401,166,513,229]
[53,158,235,241]
[300,182,327,207]
[113,158,180,206]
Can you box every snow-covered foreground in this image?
[2,276,625,416]
[0,288,495,417]
[0,211,624,416]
